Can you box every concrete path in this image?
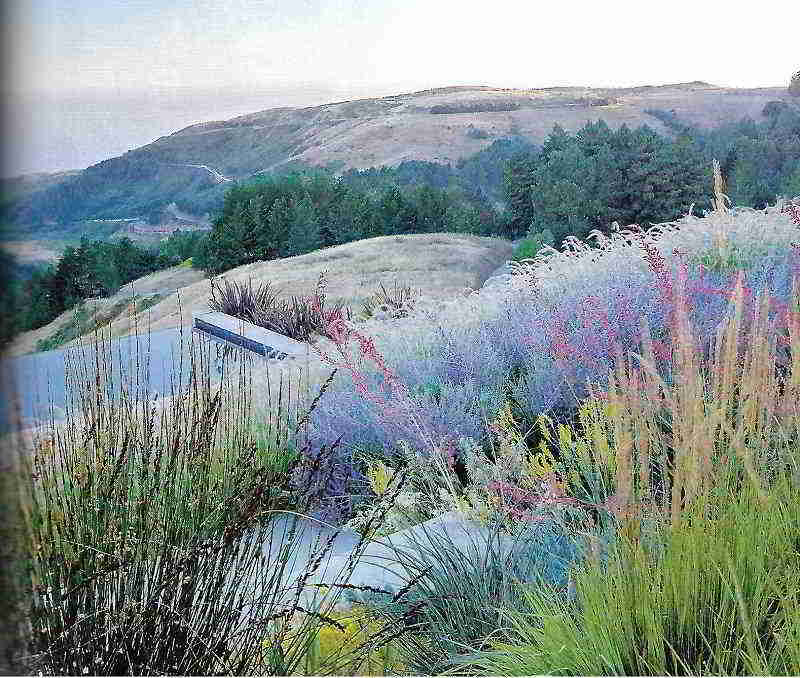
[230,509,542,629]
[1,327,196,432]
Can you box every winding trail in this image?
[162,163,234,183]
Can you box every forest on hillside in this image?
[3,100,800,347]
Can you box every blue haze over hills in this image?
[4,83,408,178]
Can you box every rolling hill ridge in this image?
[5,82,792,232]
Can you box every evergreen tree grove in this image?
[504,120,715,249]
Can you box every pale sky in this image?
[4,0,799,176]
[7,0,798,95]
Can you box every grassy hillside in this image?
[5,82,792,231]
[5,232,514,356]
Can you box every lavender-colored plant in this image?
[290,195,800,528]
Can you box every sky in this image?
[4,0,798,175]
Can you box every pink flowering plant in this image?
[523,219,800,409]
[522,209,800,530]
[289,195,800,541]
[302,297,472,523]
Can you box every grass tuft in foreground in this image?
[13,326,413,675]
[444,252,800,676]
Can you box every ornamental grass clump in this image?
[210,270,354,343]
[338,504,589,676]
[12,327,412,675]
[449,236,800,676]
[450,471,800,677]
[360,280,422,321]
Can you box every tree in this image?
[262,196,293,256]
[763,100,790,121]
[146,206,164,225]
[503,150,539,236]
[526,143,599,245]
[539,123,574,162]
[0,249,21,346]
[378,187,407,235]
[503,120,715,245]
[727,140,776,209]
[283,196,322,256]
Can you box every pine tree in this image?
[728,141,775,208]
[539,123,574,161]
[263,196,293,258]
[503,151,538,236]
[527,144,598,244]
[283,195,322,256]
[378,186,407,234]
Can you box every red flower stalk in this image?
[308,297,413,423]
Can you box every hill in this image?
[4,232,515,357]
[5,82,792,232]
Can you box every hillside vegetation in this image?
[5,82,800,353]
[4,82,793,231]
[18,188,800,674]
[5,232,514,356]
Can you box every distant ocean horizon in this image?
[3,81,423,178]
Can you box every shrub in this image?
[35,296,163,353]
[35,303,93,352]
[267,602,407,675]
[292,304,516,524]
[511,228,556,264]
[209,270,354,343]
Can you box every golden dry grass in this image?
[82,232,511,340]
[170,83,785,175]
[5,232,513,358]
[115,262,207,295]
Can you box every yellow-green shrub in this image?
[267,602,406,676]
